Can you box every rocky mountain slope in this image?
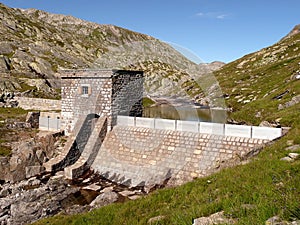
[0,3,224,100]
[214,24,300,126]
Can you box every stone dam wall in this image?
[91,125,270,187]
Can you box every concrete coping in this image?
[116,116,283,140]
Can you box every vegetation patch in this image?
[142,97,156,107]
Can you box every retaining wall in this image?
[15,97,61,111]
[91,126,269,187]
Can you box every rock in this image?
[36,149,47,163]
[0,188,10,198]
[0,56,9,72]
[118,190,136,197]
[128,195,142,200]
[259,121,274,127]
[100,186,114,193]
[90,191,118,208]
[265,216,284,225]
[255,111,262,118]
[82,183,101,192]
[25,111,40,128]
[280,156,294,162]
[278,95,300,110]
[147,215,165,224]
[193,211,235,225]
[288,153,300,160]
[26,177,41,187]
[25,166,45,179]
[285,145,300,151]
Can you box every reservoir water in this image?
[143,100,227,123]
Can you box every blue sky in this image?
[1,0,300,63]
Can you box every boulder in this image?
[90,191,118,208]
[193,211,235,225]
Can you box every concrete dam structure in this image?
[43,69,282,188]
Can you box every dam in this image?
[43,69,282,188]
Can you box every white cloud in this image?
[195,12,228,19]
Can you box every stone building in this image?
[61,69,144,134]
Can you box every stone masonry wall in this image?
[91,126,269,188]
[64,117,108,179]
[61,69,143,135]
[44,114,99,173]
[111,70,144,127]
[61,70,112,134]
[15,97,61,111]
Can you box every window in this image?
[78,85,91,96]
[82,86,89,95]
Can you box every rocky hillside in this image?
[214,24,300,126]
[0,3,223,100]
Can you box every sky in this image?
[1,0,300,63]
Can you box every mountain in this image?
[0,3,223,100]
[282,24,300,40]
[213,24,300,126]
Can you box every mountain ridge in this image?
[0,3,224,101]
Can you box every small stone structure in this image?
[61,69,144,134]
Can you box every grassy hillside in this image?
[33,30,300,224]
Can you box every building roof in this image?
[61,69,143,79]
